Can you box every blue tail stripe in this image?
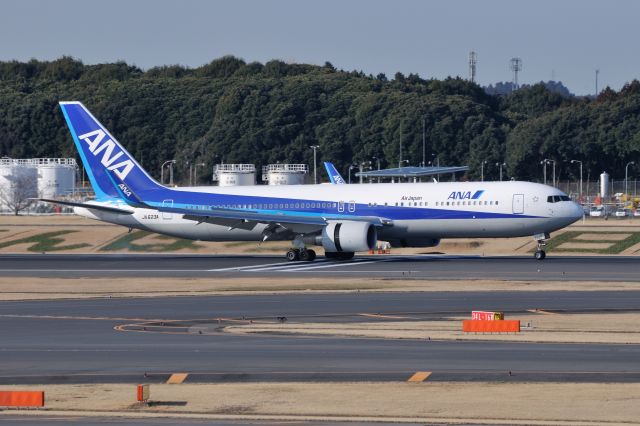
[60,102,162,201]
[60,105,112,201]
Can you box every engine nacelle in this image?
[320,221,377,253]
[388,238,440,248]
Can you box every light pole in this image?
[496,162,506,181]
[169,161,175,186]
[372,156,381,183]
[570,159,583,199]
[542,159,556,186]
[625,161,635,195]
[348,164,357,184]
[422,117,426,167]
[480,160,488,182]
[309,145,320,184]
[161,160,175,185]
[194,162,205,185]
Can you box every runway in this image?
[1,292,639,384]
[1,253,639,280]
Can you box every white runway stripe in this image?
[245,258,383,272]
[207,260,297,272]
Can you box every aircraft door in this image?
[162,199,174,220]
[348,200,356,212]
[512,194,524,214]
[338,201,345,212]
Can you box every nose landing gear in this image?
[533,232,549,261]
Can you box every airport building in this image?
[261,164,308,185]
[212,163,309,186]
[0,158,78,212]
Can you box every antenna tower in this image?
[468,51,477,83]
[510,57,522,90]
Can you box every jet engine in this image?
[311,221,377,253]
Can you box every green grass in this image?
[0,230,90,252]
[542,231,640,254]
[99,230,203,252]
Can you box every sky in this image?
[1,0,638,95]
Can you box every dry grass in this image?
[1,277,640,301]
[1,382,639,425]
[1,214,639,256]
[226,312,640,344]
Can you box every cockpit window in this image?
[547,195,571,203]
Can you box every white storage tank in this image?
[0,158,38,211]
[36,158,78,198]
[212,164,256,186]
[600,171,610,200]
[262,164,308,185]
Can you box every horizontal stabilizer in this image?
[36,199,134,215]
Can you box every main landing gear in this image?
[533,232,549,261]
[284,248,355,262]
[286,248,316,262]
[325,251,355,261]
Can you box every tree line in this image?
[0,55,639,185]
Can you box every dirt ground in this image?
[1,277,640,301]
[225,312,640,344]
[1,382,639,425]
[1,214,638,255]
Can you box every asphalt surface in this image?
[0,253,639,281]
[1,292,639,384]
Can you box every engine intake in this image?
[320,221,377,253]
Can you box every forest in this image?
[1,55,639,184]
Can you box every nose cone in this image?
[569,201,584,222]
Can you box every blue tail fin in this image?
[324,162,346,184]
[59,101,162,201]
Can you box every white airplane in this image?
[41,101,583,262]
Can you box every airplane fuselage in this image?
[75,180,583,245]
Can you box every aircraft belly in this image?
[140,219,265,242]
[386,217,552,239]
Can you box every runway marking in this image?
[210,258,384,273]
[407,371,432,382]
[527,309,561,315]
[208,260,301,272]
[359,313,413,320]
[275,258,388,271]
[166,373,188,384]
[0,314,166,322]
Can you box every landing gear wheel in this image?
[307,249,316,261]
[336,252,355,261]
[534,250,546,261]
[286,249,299,261]
[299,249,311,262]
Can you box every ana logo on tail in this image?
[78,129,135,180]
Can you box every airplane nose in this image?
[571,202,583,219]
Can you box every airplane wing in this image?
[36,198,135,215]
[157,204,391,227]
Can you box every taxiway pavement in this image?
[0,253,639,281]
[1,292,639,384]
